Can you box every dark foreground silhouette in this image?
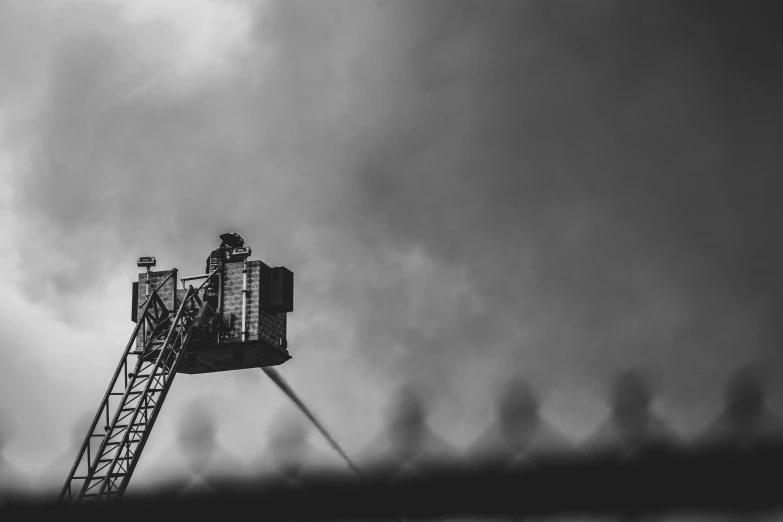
[2,440,782,521]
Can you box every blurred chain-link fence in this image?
[2,363,782,519]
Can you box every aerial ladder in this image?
[59,234,359,504]
[59,268,214,502]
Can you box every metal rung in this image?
[130,372,168,379]
[121,406,155,412]
[125,388,163,398]
[106,422,147,432]
[91,434,105,438]
[82,493,118,499]
[129,372,168,378]
[123,388,164,394]
[85,473,126,481]
[99,456,132,463]
[115,388,165,396]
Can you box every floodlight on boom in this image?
[137,256,156,268]
[227,247,252,261]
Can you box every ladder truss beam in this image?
[59,274,206,504]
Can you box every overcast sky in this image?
[1,0,782,493]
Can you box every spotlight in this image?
[137,256,156,268]
[227,247,252,261]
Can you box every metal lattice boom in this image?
[59,271,209,503]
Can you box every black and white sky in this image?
[1,0,782,491]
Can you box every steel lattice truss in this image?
[60,273,208,503]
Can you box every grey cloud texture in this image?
[333,0,783,385]
[2,0,782,443]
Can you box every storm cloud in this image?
[1,0,782,483]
